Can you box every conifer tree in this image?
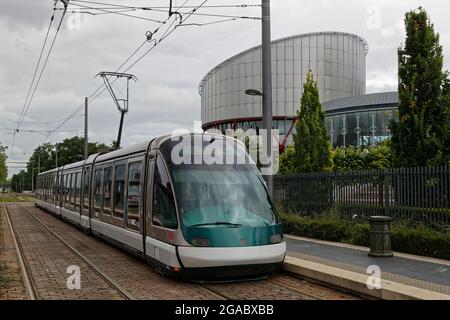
[390,7,450,167]
[294,72,332,172]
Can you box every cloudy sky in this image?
[1,0,449,177]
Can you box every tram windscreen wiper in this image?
[191,222,244,228]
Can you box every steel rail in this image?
[2,202,37,300]
[16,203,136,300]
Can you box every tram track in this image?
[2,202,37,300]
[13,203,359,300]
[7,203,135,300]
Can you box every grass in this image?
[0,193,35,203]
[0,262,12,290]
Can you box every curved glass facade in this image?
[204,94,399,148]
[199,32,368,127]
[326,108,396,147]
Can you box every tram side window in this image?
[65,175,71,208]
[70,173,76,207]
[56,175,62,203]
[113,165,125,219]
[40,178,43,198]
[83,169,90,210]
[127,162,142,230]
[50,176,54,199]
[103,167,113,215]
[48,176,54,202]
[152,156,178,229]
[53,176,57,202]
[47,177,51,201]
[64,175,70,206]
[93,169,102,218]
[74,172,81,210]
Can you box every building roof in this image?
[322,91,399,113]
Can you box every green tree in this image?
[390,7,450,167]
[55,136,108,167]
[443,73,450,165]
[278,146,296,174]
[25,136,108,189]
[27,143,55,175]
[293,72,332,173]
[0,142,7,185]
[11,170,31,193]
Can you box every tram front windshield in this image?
[172,165,276,228]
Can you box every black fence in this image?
[274,166,450,228]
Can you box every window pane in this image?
[70,174,75,206]
[75,172,81,209]
[55,175,60,203]
[153,156,178,229]
[94,169,102,217]
[64,175,69,204]
[103,167,113,214]
[127,162,142,229]
[83,169,90,209]
[113,165,125,219]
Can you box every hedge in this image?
[279,212,450,260]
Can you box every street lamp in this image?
[245,89,263,97]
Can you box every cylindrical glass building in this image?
[199,32,369,146]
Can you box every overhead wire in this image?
[16,5,56,134]
[68,3,165,23]
[11,5,57,158]
[45,0,257,144]
[49,0,197,134]
[12,0,70,157]
[67,1,261,21]
[67,0,260,10]
[10,0,260,165]
[17,1,69,129]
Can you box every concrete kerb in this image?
[283,255,450,300]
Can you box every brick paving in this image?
[0,204,27,300]
[6,203,124,300]
[202,273,357,300]
[9,203,358,300]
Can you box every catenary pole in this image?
[262,0,273,196]
[84,97,88,160]
[55,143,58,168]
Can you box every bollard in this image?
[368,216,393,257]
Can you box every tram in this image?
[36,133,286,281]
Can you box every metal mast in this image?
[96,72,138,149]
[262,0,273,196]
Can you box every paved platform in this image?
[283,235,450,300]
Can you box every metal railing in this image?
[274,166,450,228]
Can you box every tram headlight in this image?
[270,234,282,244]
[192,238,210,247]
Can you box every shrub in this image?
[331,141,392,172]
[279,212,450,260]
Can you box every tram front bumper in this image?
[177,242,286,281]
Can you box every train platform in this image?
[283,235,450,300]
